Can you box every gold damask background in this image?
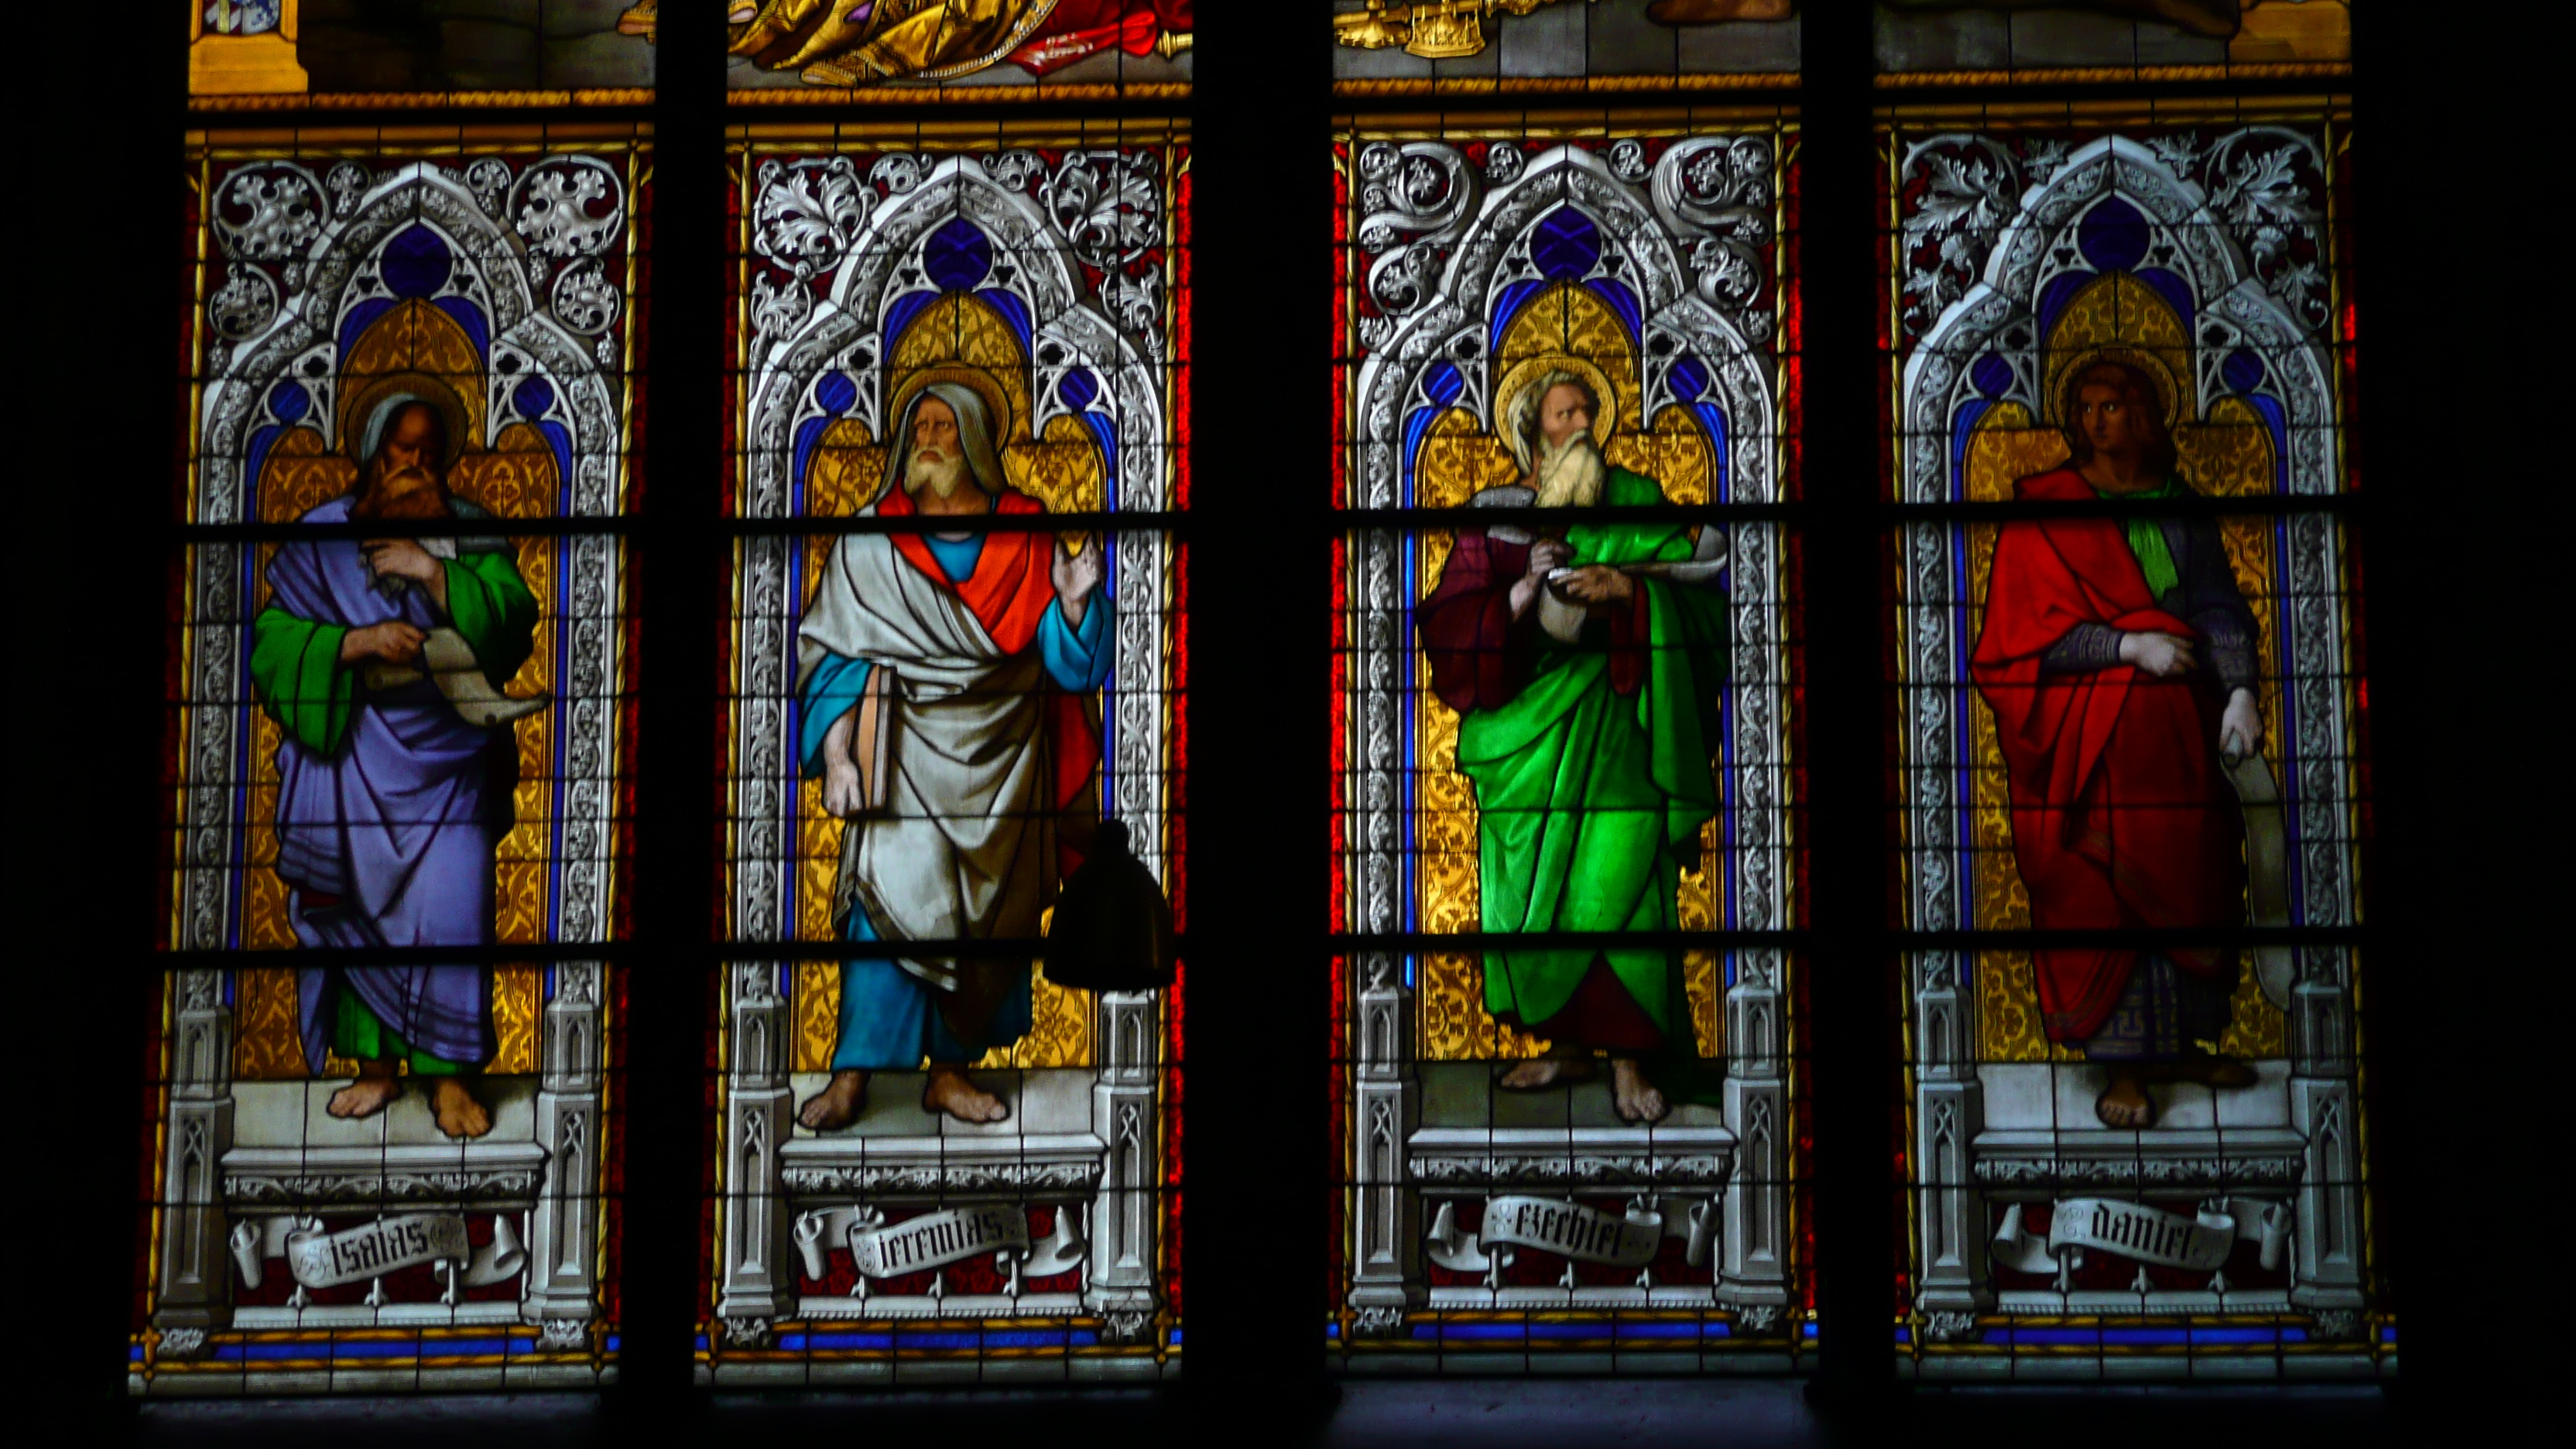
[1950,271,2294,1062]
[234,967,543,1079]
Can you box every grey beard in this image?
[1531,437,1605,509]
[906,450,971,498]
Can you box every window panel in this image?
[1331,114,1808,1368]
[1881,101,2385,1379]
[1331,2,1800,97]
[189,2,656,108]
[723,3,1194,101]
[706,128,1190,1382]
[131,129,648,1396]
[1872,1,2352,85]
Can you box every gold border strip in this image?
[1335,73,1798,98]
[1875,61,2349,89]
[194,88,656,111]
[1334,106,1797,134]
[1875,94,2351,127]
[187,125,652,148]
[730,117,1190,145]
[728,83,1190,105]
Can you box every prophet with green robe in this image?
[1418,371,1729,1123]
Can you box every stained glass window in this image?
[1330,113,1810,1368]
[1882,99,2382,1377]
[85,0,2461,1416]
[189,2,658,105]
[704,126,1189,1383]
[1331,2,1800,95]
[724,3,1194,99]
[135,128,647,1392]
[1873,1,2350,84]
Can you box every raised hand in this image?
[1051,537,1105,629]
[2119,629,2197,678]
[341,621,427,666]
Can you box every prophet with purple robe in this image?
[248,394,539,1140]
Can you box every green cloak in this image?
[1454,468,1729,1048]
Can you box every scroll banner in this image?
[793,1203,1087,1281]
[2225,752,2297,1010]
[228,1213,526,1291]
[1427,1195,1709,1273]
[1992,1197,2291,1276]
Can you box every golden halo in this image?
[346,372,474,468]
[887,363,1016,444]
[2048,346,2185,431]
[1493,355,1619,464]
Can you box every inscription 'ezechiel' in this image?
[1479,1195,1663,1269]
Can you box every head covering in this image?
[350,372,472,472]
[1495,355,1616,473]
[882,381,1006,501]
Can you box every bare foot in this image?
[1610,1058,1670,1124]
[798,1070,868,1131]
[2095,1070,2157,1129]
[923,1067,1010,1125]
[430,1079,493,1139]
[2171,1050,2258,1088]
[327,1065,402,1120]
[1497,1050,1597,1091]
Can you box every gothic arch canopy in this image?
[1351,139,1781,510]
[198,156,631,522]
[742,151,1171,519]
[1900,132,2340,506]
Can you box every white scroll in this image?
[2225,751,2297,1010]
[361,626,548,728]
[1992,1197,2291,1276]
[792,1203,1087,1282]
[1427,1194,1714,1273]
[229,1212,526,1292]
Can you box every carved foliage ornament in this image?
[1897,127,2330,341]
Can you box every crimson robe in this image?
[1970,468,2244,1044]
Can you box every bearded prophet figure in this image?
[727,0,1191,84]
[249,397,539,1141]
[1971,359,2264,1129]
[1418,372,1730,1124]
[794,384,1112,1129]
